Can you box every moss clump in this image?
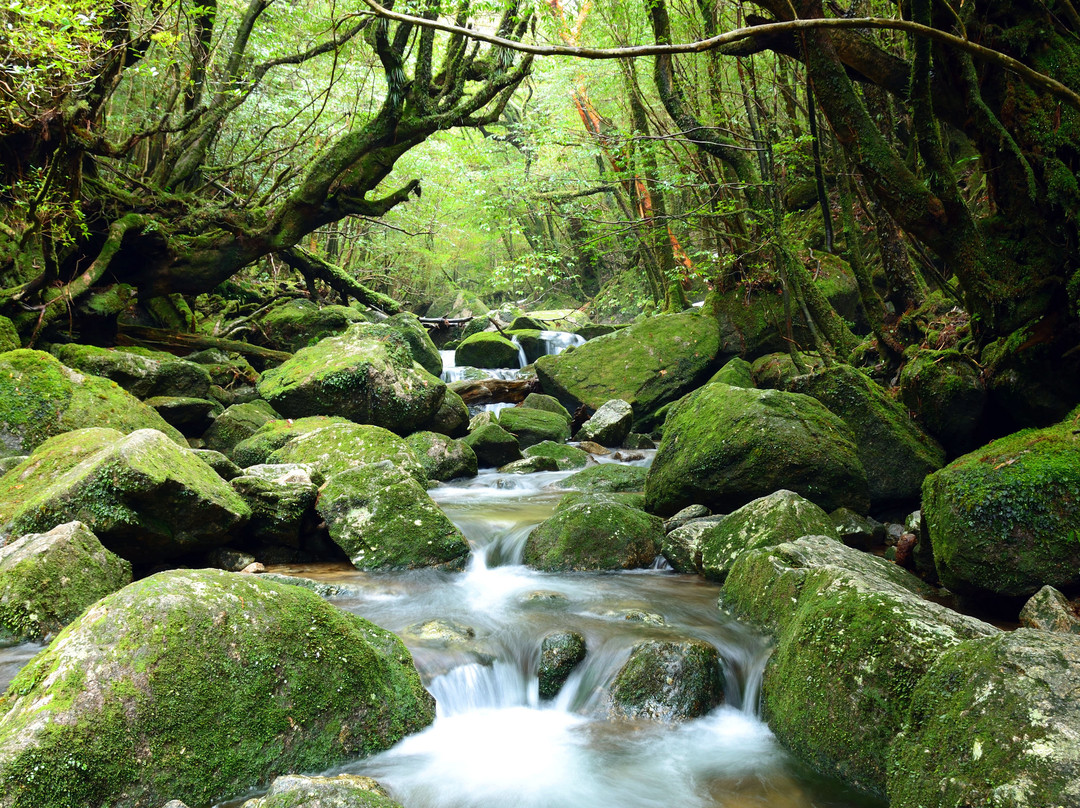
[0,570,435,808]
[404,431,477,481]
[454,332,521,369]
[921,412,1080,599]
[645,383,868,516]
[0,521,131,642]
[230,416,353,467]
[522,440,588,470]
[899,349,985,454]
[0,317,19,353]
[523,501,662,571]
[497,407,571,449]
[202,401,281,456]
[609,639,724,722]
[0,350,184,455]
[558,463,647,493]
[256,299,364,353]
[521,393,572,423]
[707,357,755,388]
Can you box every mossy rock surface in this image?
[498,456,559,474]
[51,344,212,400]
[404,431,477,482]
[255,299,364,353]
[522,440,588,470]
[558,463,647,493]
[202,401,281,456]
[899,348,985,454]
[268,422,425,485]
[662,515,727,574]
[538,631,586,699]
[721,536,998,797]
[889,629,1080,808]
[0,350,184,455]
[240,774,403,808]
[608,639,724,722]
[1019,585,1080,634]
[0,318,18,353]
[921,413,1080,599]
[257,325,445,435]
[454,332,520,369]
[0,428,250,564]
[707,357,755,388]
[523,501,662,571]
[534,312,720,429]
[230,465,320,545]
[704,288,808,360]
[424,388,469,438]
[574,399,633,446]
[520,393,571,423]
[318,466,469,570]
[0,521,131,643]
[554,491,647,512]
[231,416,353,467]
[644,383,868,517]
[785,364,944,506]
[461,423,521,468]
[425,289,488,320]
[497,407,570,449]
[0,569,434,808]
[750,352,824,389]
[699,490,837,581]
[386,312,442,377]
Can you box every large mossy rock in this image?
[255,298,365,353]
[240,774,404,808]
[921,412,1080,599]
[202,400,281,456]
[608,639,724,722]
[522,440,588,470]
[424,388,469,438]
[889,629,1080,808]
[534,311,720,429]
[574,399,633,446]
[454,332,521,369]
[699,490,837,582]
[461,423,522,468]
[558,463,647,493]
[0,429,250,564]
[0,569,435,808]
[387,312,443,377]
[404,431,477,482]
[899,348,985,454]
[257,324,445,435]
[784,364,945,506]
[644,384,869,517]
[523,501,662,571]
[318,466,469,570]
[497,407,570,449]
[721,536,998,796]
[230,416,353,467]
[230,464,321,546]
[0,521,132,643]
[51,344,212,400]
[267,421,425,485]
[521,393,571,423]
[0,350,184,456]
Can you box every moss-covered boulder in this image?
[1019,585,1080,634]
[0,521,131,643]
[523,501,662,571]
[317,466,469,570]
[257,325,445,435]
[921,414,1080,599]
[888,629,1080,808]
[51,344,213,400]
[230,416,353,467]
[202,400,281,456]
[538,631,587,699]
[0,349,184,455]
[267,421,425,485]
[521,393,571,423]
[424,387,469,438]
[144,395,220,434]
[387,312,443,377]
[461,423,521,468]
[707,356,755,388]
[255,298,364,353]
[425,289,488,320]
[0,570,435,808]
[899,348,985,454]
[574,399,633,446]
[699,490,837,581]
[785,364,945,506]
[535,311,720,429]
[404,431,477,482]
[240,774,404,808]
[721,536,998,796]
[608,639,724,722]
[644,383,868,517]
[454,332,521,369]
[662,515,726,574]
[558,463,647,493]
[497,407,570,449]
[230,464,321,546]
[750,351,824,389]
[522,440,588,470]
[0,429,250,564]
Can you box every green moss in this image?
[558,463,647,493]
[707,357,755,388]
[608,640,723,722]
[268,421,425,484]
[257,299,364,353]
[231,416,354,467]
[496,407,570,449]
[520,393,572,423]
[404,431,477,481]
[0,316,19,353]
[454,332,520,369]
[461,423,521,468]
[523,501,662,571]
[202,401,281,456]
[522,440,588,470]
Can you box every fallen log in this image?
[116,325,293,366]
[449,378,538,404]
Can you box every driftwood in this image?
[116,325,293,365]
[449,378,538,404]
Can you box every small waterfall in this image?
[536,329,585,357]
[510,334,528,369]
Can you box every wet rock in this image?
[605,609,665,625]
[700,490,838,582]
[0,570,434,808]
[663,504,711,533]
[645,383,868,516]
[254,298,365,353]
[404,619,476,646]
[497,407,571,449]
[721,535,998,796]
[0,428,250,564]
[622,433,655,450]
[51,343,212,400]
[922,409,1080,599]
[1019,585,1080,635]
[707,357,755,389]
[206,546,257,572]
[899,348,985,454]
[662,516,727,574]
[0,349,185,455]
[574,399,633,446]
[257,324,445,435]
[520,590,569,607]
[611,451,644,462]
[538,631,587,699]
[524,501,662,572]
[462,423,522,468]
[558,464,647,493]
[521,393,572,423]
[240,774,403,808]
[609,639,724,722]
[522,440,589,470]
[576,440,610,456]
[0,521,131,642]
[201,400,281,456]
[889,629,1080,808]
[405,431,477,481]
[829,507,884,550]
[554,492,646,513]
[455,332,520,369]
[499,456,559,474]
[231,464,320,546]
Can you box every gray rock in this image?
[574,399,633,446]
[829,507,884,549]
[201,400,280,456]
[498,456,559,474]
[192,449,243,481]
[231,464,320,546]
[539,631,587,699]
[664,504,712,534]
[405,431,477,481]
[661,515,727,574]
[240,774,402,808]
[1020,585,1080,635]
[609,639,724,722]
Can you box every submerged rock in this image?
[240,774,404,808]
[538,631,587,699]
[523,501,662,571]
[498,456,559,474]
[0,521,131,642]
[0,570,435,808]
[609,639,724,722]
